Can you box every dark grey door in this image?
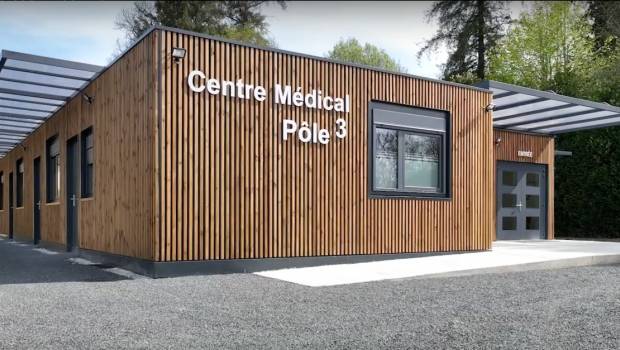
[33,157,41,245]
[66,137,79,251]
[8,172,13,240]
[496,161,547,240]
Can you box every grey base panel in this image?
[80,249,485,278]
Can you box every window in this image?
[47,135,60,202]
[81,127,94,197]
[369,102,450,198]
[16,159,24,207]
[0,172,3,210]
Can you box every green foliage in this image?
[487,1,620,238]
[327,38,406,73]
[488,2,594,95]
[115,1,285,51]
[420,0,511,80]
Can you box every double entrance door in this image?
[496,161,547,240]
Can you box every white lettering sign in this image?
[187,70,350,144]
[518,150,533,158]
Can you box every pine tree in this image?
[418,0,510,82]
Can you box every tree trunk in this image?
[476,0,486,80]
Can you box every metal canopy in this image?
[476,80,620,135]
[0,50,102,157]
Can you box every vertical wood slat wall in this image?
[493,129,555,239]
[157,30,495,262]
[0,32,158,260]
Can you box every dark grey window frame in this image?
[46,135,60,203]
[368,101,451,199]
[16,158,24,207]
[0,172,3,210]
[81,127,94,198]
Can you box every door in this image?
[66,137,79,251]
[496,161,547,240]
[8,172,13,240]
[33,157,41,245]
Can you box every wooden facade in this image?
[493,129,555,239]
[156,29,495,262]
[0,32,159,260]
[0,28,508,263]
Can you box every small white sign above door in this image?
[518,150,533,158]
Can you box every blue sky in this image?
[0,1,526,79]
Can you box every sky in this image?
[0,1,526,79]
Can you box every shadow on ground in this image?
[0,237,128,285]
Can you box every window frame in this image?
[0,172,4,210]
[81,127,94,198]
[368,101,451,200]
[46,135,61,203]
[16,158,24,207]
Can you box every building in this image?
[0,26,618,276]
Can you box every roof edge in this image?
[153,25,492,94]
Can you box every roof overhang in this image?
[476,80,620,135]
[0,50,102,157]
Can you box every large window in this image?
[16,159,24,207]
[47,135,61,202]
[81,127,94,198]
[369,102,450,198]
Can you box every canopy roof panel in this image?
[0,50,102,157]
[476,80,620,135]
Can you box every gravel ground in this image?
[0,238,618,349]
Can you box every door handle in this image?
[70,195,77,207]
[516,202,524,211]
[36,201,41,210]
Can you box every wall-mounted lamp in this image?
[495,137,502,146]
[83,94,95,104]
[485,103,496,112]
[172,47,186,63]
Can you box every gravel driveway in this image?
[0,238,618,349]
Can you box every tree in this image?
[487,2,595,96]
[419,0,510,82]
[486,1,620,238]
[115,1,285,51]
[326,38,406,73]
[586,1,620,51]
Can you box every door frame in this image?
[66,136,79,252]
[496,160,548,240]
[33,156,41,245]
[8,172,13,240]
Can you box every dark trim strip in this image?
[493,91,519,99]
[0,96,63,107]
[0,87,68,101]
[1,50,103,73]
[523,112,619,132]
[492,104,583,122]
[0,103,54,113]
[494,97,548,112]
[498,108,597,128]
[1,65,91,81]
[0,76,80,91]
[532,115,620,134]
[0,112,47,121]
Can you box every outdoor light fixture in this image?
[485,103,496,111]
[172,47,186,63]
[495,137,502,146]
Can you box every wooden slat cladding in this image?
[493,129,555,239]
[157,30,495,262]
[0,32,158,259]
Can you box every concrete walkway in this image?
[256,240,620,286]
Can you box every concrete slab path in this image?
[256,240,620,286]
